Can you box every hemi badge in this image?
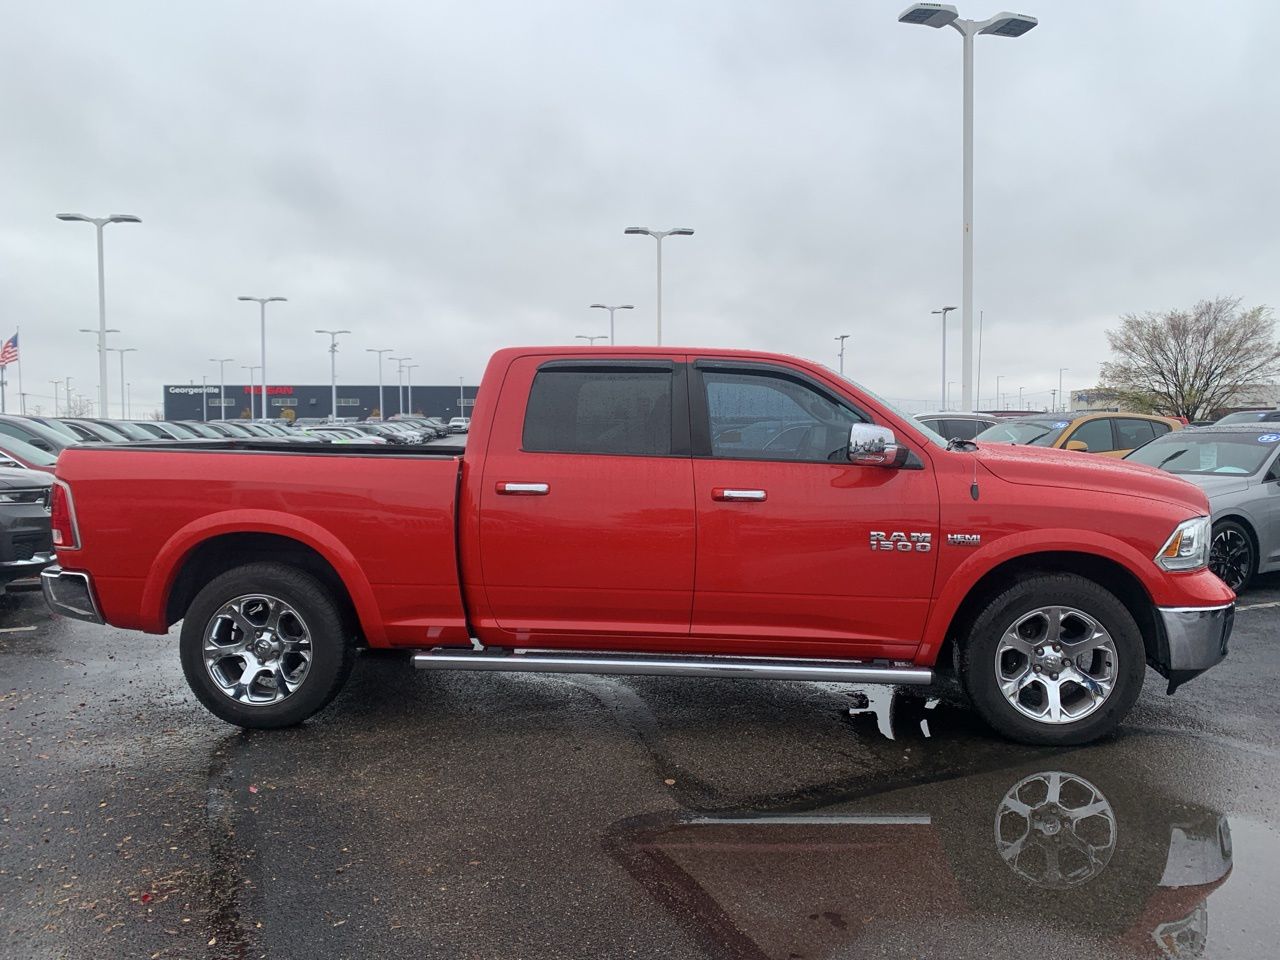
[947,534,981,547]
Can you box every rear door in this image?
[477,357,696,644]
[687,360,939,658]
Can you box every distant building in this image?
[1071,384,1280,417]
[163,383,478,421]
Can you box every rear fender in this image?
[139,509,384,643]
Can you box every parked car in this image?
[0,467,53,591]
[975,413,1182,458]
[1124,423,1280,593]
[0,435,58,473]
[448,416,470,434]
[42,346,1232,746]
[56,419,133,443]
[0,415,80,454]
[914,412,999,441]
[1215,409,1280,424]
[86,419,157,442]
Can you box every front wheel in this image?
[959,574,1145,746]
[1209,519,1254,594]
[179,562,355,728]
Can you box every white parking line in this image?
[0,626,38,633]
[1237,600,1280,612]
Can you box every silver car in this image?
[1125,423,1280,593]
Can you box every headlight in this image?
[1155,516,1211,572]
[0,488,49,505]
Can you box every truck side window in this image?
[1115,418,1157,449]
[523,368,672,456]
[702,370,859,461]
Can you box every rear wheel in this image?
[960,574,1145,746]
[1209,519,1255,594]
[179,562,355,728]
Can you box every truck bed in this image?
[55,442,470,646]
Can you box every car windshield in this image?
[975,419,1071,447]
[1125,432,1280,476]
[1217,410,1280,424]
[0,434,57,467]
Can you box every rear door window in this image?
[523,365,675,456]
[1115,418,1157,449]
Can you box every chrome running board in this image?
[411,649,932,685]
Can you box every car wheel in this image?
[179,561,355,728]
[959,573,1145,746]
[1209,519,1255,594]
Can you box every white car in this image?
[448,417,470,434]
[914,411,999,442]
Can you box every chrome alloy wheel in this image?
[995,771,1117,888]
[994,605,1118,725]
[1209,526,1252,593]
[203,594,313,706]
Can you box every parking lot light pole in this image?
[56,213,141,418]
[589,304,635,346]
[405,364,418,415]
[106,347,136,420]
[315,330,350,423]
[210,358,234,420]
[242,365,260,419]
[995,374,1003,410]
[390,357,412,416]
[575,335,607,345]
[835,334,850,376]
[49,379,62,416]
[1058,366,1069,412]
[932,306,957,409]
[238,296,286,419]
[366,348,392,420]
[898,4,1038,410]
[624,227,694,345]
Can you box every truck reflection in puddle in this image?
[605,759,1232,960]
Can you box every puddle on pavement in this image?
[605,755,1278,959]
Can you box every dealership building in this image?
[163,383,478,422]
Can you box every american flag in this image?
[0,333,16,366]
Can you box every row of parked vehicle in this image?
[0,412,470,592]
[916,407,1280,594]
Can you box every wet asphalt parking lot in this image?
[2,574,1278,960]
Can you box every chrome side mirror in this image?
[848,423,905,467]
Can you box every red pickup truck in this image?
[41,347,1232,744]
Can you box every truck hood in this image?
[973,442,1208,513]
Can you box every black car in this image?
[0,467,53,591]
[0,416,79,455]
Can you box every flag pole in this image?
[15,327,23,414]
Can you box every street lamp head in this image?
[619,304,635,310]
[979,13,1038,37]
[106,214,141,224]
[55,213,92,223]
[589,303,607,309]
[623,227,651,236]
[80,327,120,334]
[897,3,959,28]
[266,297,287,303]
[669,227,695,237]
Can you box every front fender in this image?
[915,528,1164,666]
[138,509,385,643]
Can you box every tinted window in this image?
[1151,421,1172,437]
[523,368,672,456]
[702,370,860,461]
[1115,418,1157,449]
[976,419,1069,446]
[942,418,990,441]
[1067,418,1114,452]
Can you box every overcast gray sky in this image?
[2,0,1276,415]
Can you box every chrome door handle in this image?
[712,488,767,502]
[496,481,550,496]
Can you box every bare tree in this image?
[1100,297,1280,420]
[64,394,95,418]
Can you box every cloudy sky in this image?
[1,0,1276,416]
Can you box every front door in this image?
[477,356,695,645]
[688,360,940,660]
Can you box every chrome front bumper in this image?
[1156,603,1233,693]
[40,565,105,624]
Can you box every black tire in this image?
[959,574,1145,746]
[1209,519,1255,595]
[179,562,355,728]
